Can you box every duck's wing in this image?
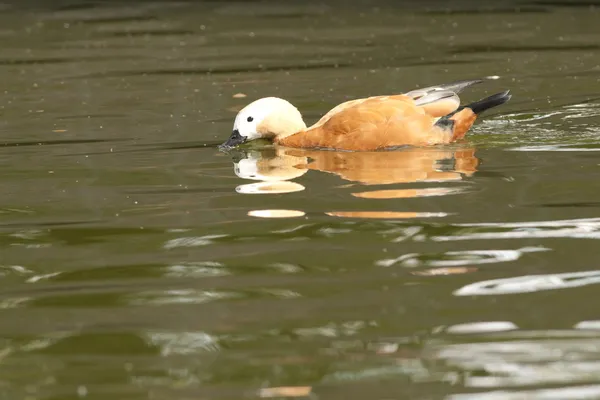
[310,79,482,127]
[313,79,481,123]
[412,91,461,118]
[405,79,483,99]
[405,78,484,117]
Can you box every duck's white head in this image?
[219,97,306,149]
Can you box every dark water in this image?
[2,0,600,399]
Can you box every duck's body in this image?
[220,79,511,152]
[276,94,465,150]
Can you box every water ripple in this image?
[454,270,600,296]
[163,234,229,249]
[143,331,220,356]
[376,246,548,268]
[432,218,600,241]
[448,385,600,400]
[424,327,600,391]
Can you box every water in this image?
[1,0,600,398]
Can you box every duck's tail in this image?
[435,90,511,141]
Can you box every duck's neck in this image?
[276,124,306,140]
[258,114,307,142]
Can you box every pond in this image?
[1,0,600,399]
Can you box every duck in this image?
[219,79,510,152]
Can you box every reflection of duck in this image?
[232,148,307,182]
[232,146,479,185]
[231,148,308,194]
[231,146,479,218]
[220,79,510,151]
[288,147,479,185]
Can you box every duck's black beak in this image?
[218,129,246,150]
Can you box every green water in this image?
[2,1,600,399]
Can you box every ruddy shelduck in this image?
[219,79,510,151]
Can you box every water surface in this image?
[1,1,600,399]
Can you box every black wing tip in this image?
[466,90,512,115]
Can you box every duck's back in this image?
[276,95,454,151]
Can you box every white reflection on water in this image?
[429,335,600,389]
[9,230,44,240]
[129,287,301,305]
[0,265,32,277]
[376,246,548,268]
[441,321,519,334]
[248,209,306,218]
[133,332,220,389]
[236,181,305,194]
[143,331,220,356]
[423,327,600,395]
[454,270,600,296]
[576,321,600,330]
[233,150,308,182]
[448,385,600,400]
[8,229,51,249]
[0,297,30,309]
[433,218,600,241]
[294,320,371,338]
[510,145,600,152]
[26,272,61,283]
[163,234,228,249]
[128,289,241,305]
[318,321,600,394]
[232,149,308,195]
[163,262,230,278]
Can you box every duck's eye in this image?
[247,116,254,122]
